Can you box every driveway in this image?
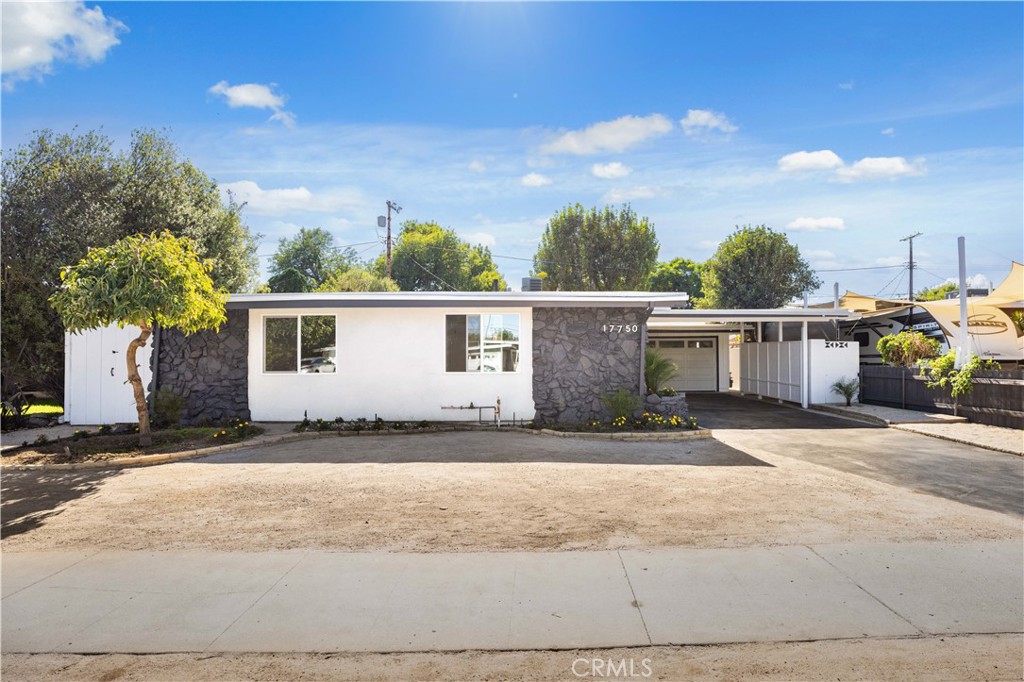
[688,393,1024,516]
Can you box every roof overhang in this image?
[226,291,692,310]
[649,307,858,325]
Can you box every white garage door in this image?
[656,339,717,392]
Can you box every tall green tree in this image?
[699,225,820,308]
[916,282,957,301]
[649,258,705,300]
[533,204,659,290]
[1,128,259,399]
[270,227,358,288]
[378,221,506,291]
[317,268,400,292]
[50,232,226,446]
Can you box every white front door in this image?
[656,338,718,392]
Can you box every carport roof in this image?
[649,307,858,324]
[226,291,692,309]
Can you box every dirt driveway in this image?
[3,428,1019,553]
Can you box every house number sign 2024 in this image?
[602,324,639,334]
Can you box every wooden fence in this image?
[859,366,1024,429]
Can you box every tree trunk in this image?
[127,321,153,447]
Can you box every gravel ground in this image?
[3,635,1021,681]
[3,431,1019,553]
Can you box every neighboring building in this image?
[64,291,860,425]
[821,262,1024,365]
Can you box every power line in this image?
[407,255,456,291]
[255,240,380,259]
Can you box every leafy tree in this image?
[270,227,358,288]
[649,258,704,300]
[50,232,226,446]
[1,128,259,400]
[534,204,658,290]
[378,221,506,291]
[918,351,999,416]
[916,282,957,301]
[876,330,941,367]
[318,268,399,292]
[268,268,312,293]
[699,225,820,308]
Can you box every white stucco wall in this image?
[247,307,535,422]
[808,339,861,404]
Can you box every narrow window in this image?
[445,315,467,372]
[265,317,298,372]
[300,316,337,373]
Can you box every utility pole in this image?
[900,232,922,302]
[385,200,402,279]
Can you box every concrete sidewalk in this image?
[812,403,1022,456]
[3,541,1021,654]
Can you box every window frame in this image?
[444,312,521,375]
[261,313,338,375]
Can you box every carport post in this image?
[800,321,809,408]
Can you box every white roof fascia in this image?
[649,308,859,323]
[227,291,691,309]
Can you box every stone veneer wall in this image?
[151,308,250,424]
[532,306,648,424]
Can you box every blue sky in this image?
[3,1,1022,298]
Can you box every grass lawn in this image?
[23,399,63,416]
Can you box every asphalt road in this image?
[688,393,1024,516]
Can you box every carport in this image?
[648,307,859,408]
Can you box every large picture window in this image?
[263,315,337,373]
[446,314,519,372]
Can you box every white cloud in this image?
[876,256,905,267]
[209,80,296,128]
[786,216,847,232]
[591,162,632,179]
[835,156,923,182]
[2,1,126,88]
[603,186,656,203]
[521,172,553,187]
[941,274,991,290]
[881,127,895,137]
[468,160,487,173]
[461,231,496,248]
[679,109,738,137]
[778,150,845,172]
[221,180,362,215]
[839,81,855,90]
[805,249,837,260]
[539,114,673,155]
[697,240,721,250]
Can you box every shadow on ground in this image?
[196,430,773,467]
[1,469,120,539]
[687,393,884,430]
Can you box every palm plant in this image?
[645,348,679,395]
[830,377,860,406]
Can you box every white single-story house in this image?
[63,291,860,425]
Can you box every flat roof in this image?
[227,291,692,310]
[649,307,858,324]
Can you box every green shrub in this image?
[877,331,940,367]
[152,390,185,429]
[645,348,678,394]
[601,387,641,420]
[830,377,860,406]
[919,351,999,403]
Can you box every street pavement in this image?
[3,541,1021,654]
